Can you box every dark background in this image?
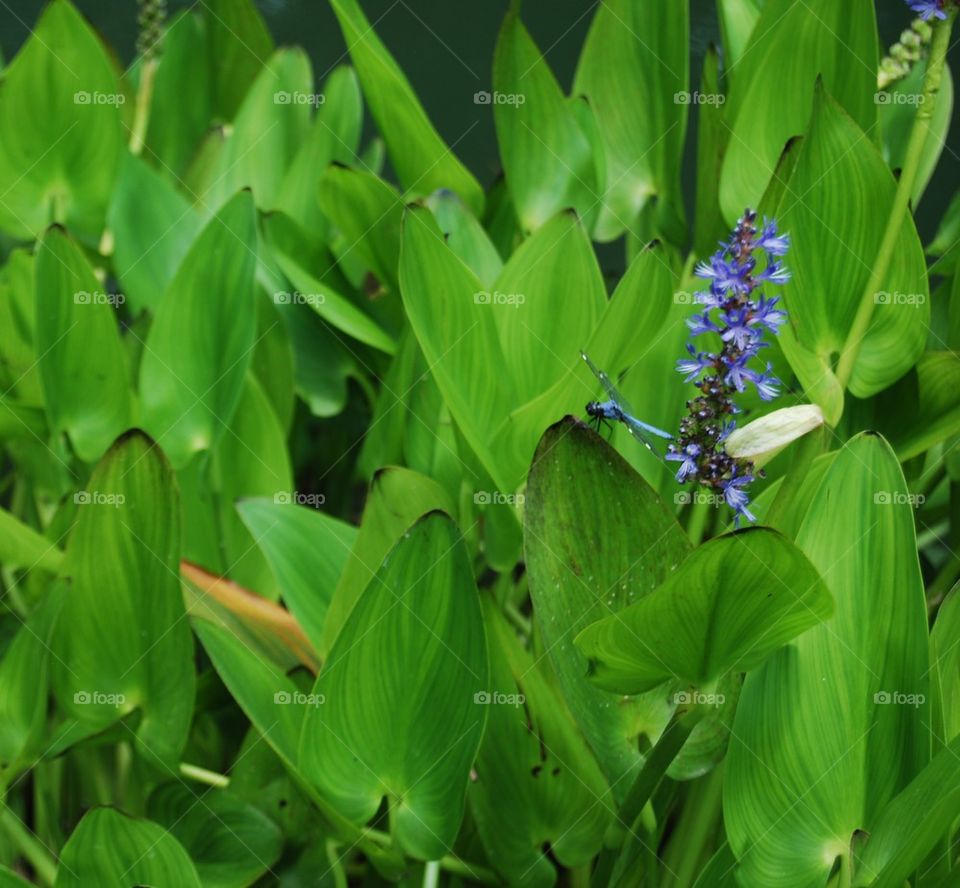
[2,0,956,245]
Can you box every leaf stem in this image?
[129,56,158,156]
[835,10,955,389]
[179,762,230,789]
[0,804,57,887]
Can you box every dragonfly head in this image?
[585,401,603,419]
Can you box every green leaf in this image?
[318,166,404,294]
[143,10,213,178]
[107,152,204,314]
[470,601,612,886]
[0,0,124,240]
[55,808,201,887]
[399,204,515,491]
[493,11,598,234]
[772,85,929,400]
[932,587,960,744]
[147,783,283,888]
[725,433,931,886]
[425,189,503,287]
[719,0,877,222]
[193,619,305,771]
[35,226,132,463]
[0,589,63,787]
[269,226,397,354]
[492,211,605,404]
[693,46,730,258]
[322,466,455,659]
[299,512,488,860]
[0,507,63,573]
[574,0,688,241]
[139,190,257,468]
[200,49,313,214]
[853,734,960,887]
[717,0,764,75]
[238,497,357,655]
[882,352,960,460]
[575,528,832,694]
[524,418,691,796]
[276,66,364,234]
[0,867,32,888]
[204,0,273,121]
[328,0,483,214]
[53,431,195,770]
[880,61,954,206]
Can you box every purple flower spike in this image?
[671,208,792,523]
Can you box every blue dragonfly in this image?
[581,352,673,454]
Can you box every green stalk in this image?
[179,762,230,789]
[0,804,57,887]
[129,56,158,156]
[592,708,702,887]
[835,10,956,388]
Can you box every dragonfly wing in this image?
[580,351,638,417]
[621,415,661,454]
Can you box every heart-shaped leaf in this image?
[299,512,488,861]
[725,433,931,886]
[575,528,832,694]
[139,190,257,468]
[53,431,195,770]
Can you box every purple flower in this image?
[756,219,790,256]
[677,344,716,382]
[721,470,756,526]
[670,208,791,523]
[907,1,948,21]
[666,443,701,482]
